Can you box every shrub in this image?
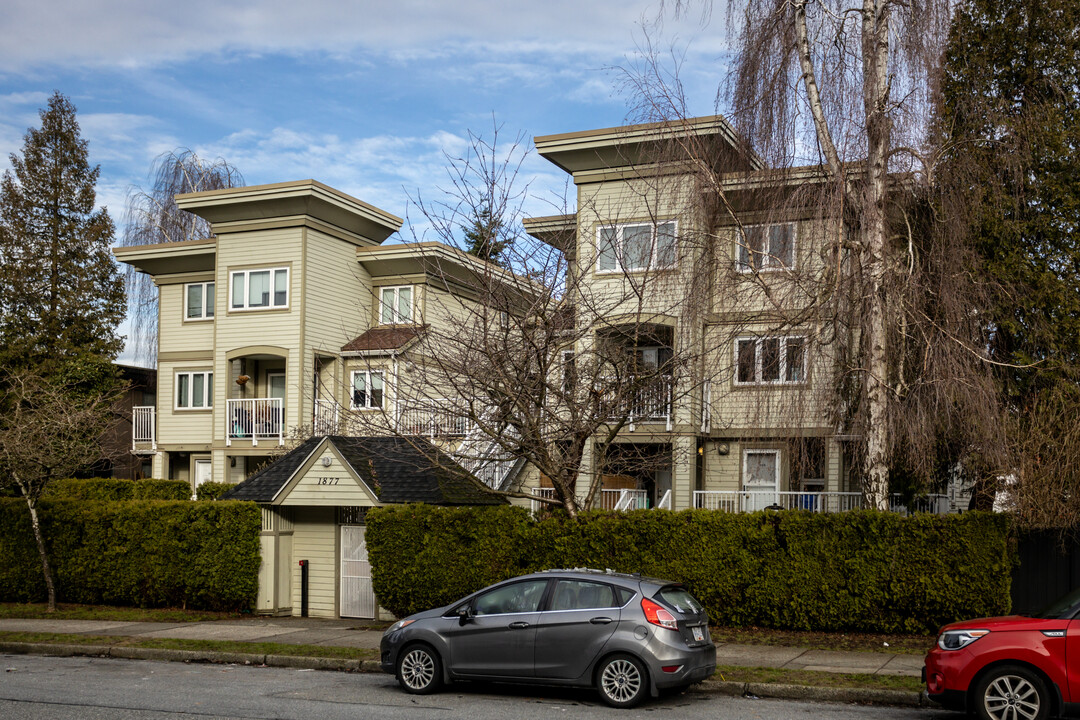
[46,478,191,501]
[0,498,260,610]
[367,505,1012,634]
[195,482,233,501]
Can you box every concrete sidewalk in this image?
[0,616,925,677]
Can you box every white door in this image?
[743,450,779,511]
[193,459,212,497]
[340,526,377,618]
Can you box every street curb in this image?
[0,641,378,673]
[0,641,930,708]
[698,678,929,707]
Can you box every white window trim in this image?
[175,370,214,410]
[350,370,385,410]
[736,222,797,273]
[183,281,215,321]
[379,285,414,325]
[733,335,807,386]
[229,267,290,311]
[595,220,677,274]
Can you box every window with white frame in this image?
[176,371,214,409]
[230,268,289,310]
[735,336,806,385]
[736,223,795,272]
[379,286,413,324]
[184,282,214,320]
[351,370,384,409]
[597,221,676,272]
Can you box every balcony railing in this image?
[602,375,673,431]
[530,487,650,513]
[313,398,341,435]
[693,491,950,514]
[396,399,471,438]
[132,406,155,452]
[226,398,284,446]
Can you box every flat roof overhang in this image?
[112,237,216,275]
[175,180,403,245]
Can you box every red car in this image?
[924,587,1080,720]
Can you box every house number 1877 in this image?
[316,477,338,485]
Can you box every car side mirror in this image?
[457,606,473,625]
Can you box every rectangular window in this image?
[184,282,214,320]
[351,370,384,409]
[734,336,807,385]
[176,371,213,409]
[229,268,289,310]
[595,221,677,272]
[561,350,576,393]
[379,286,413,324]
[737,222,796,272]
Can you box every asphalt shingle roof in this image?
[220,435,505,506]
[341,325,424,353]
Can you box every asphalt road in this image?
[1,654,959,720]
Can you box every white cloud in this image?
[1,0,729,73]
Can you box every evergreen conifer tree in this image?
[0,91,125,371]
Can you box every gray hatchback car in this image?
[379,569,716,708]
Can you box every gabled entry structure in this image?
[223,435,504,618]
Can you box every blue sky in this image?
[1,0,732,359]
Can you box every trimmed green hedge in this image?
[0,498,260,610]
[46,478,191,501]
[367,506,1012,634]
[195,482,233,501]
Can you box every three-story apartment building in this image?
[521,116,863,514]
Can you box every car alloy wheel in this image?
[976,666,1049,720]
[396,644,442,695]
[597,654,647,708]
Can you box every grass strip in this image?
[0,631,379,661]
[713,664,923,693]
[0,603,243,623]
[711,627,933,655]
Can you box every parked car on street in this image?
[924,586,1080,720]
[379,568,716,708]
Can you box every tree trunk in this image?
[861,0,893,510]
[23,495,57,611]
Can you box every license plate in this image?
[692,626,705,642]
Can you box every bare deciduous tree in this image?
[620,0,1005,508]
[317,126,710,516]
[0,368,124,610]
[121,150,243,364]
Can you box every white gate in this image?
[340,525,377,618]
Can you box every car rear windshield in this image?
[655,586,704,615]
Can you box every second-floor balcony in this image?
[312,398,472,439]
[132,406,156,453]
[602,375,673,431]
[227,398,284,446]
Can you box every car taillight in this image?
[641,597,679,630]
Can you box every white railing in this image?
[313,398,340,435]
[226,398,284,446]
[397,398,471,438]
[132,406,155,451]
[693,490,951,514]
[889,494,950,515]
[656,489,672,510]
[694,490,865,513]
[602,375,673,430]
[530,487,651,512]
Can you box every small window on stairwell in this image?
[351,370,384,410]
[380,286,413,324]
[184,282,214,320]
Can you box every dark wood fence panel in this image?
[1011,530,1080,614]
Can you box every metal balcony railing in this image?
[132,406,155,452]
[226,398,284,446]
